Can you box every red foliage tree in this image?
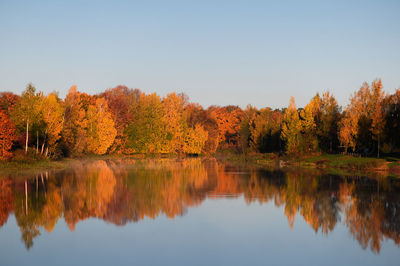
[100,86,141,152]
[0,110,16,159]
[0,92,19,113]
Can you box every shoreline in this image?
[1,153,399,178]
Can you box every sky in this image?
[0,0,399,108]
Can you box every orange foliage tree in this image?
[210,105,243,148]
[339,79,385,156]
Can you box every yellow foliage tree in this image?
[62,85,88,155]
[281,96,302,154]
[300,94,320,152]
[369,79,385,157]
[86,98,117,155]
[183,124,208,154]
[162,93,186,153]
[41,93,64,156]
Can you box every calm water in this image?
[0,158,400,266]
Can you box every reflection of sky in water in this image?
[0,159,400,266]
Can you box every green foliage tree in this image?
[281,97,302,154]
[383,89,400,152]
[300,94,320,153]
[10,84,43,154]
[125,93,166,153]
[317,92,340,152]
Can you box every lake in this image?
[0,158,399,265]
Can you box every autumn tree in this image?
[369,79,385,157]
[339,79,385,156]
[300,94,321,153]
[86,98,117,154]
[317,91,340,152]
[383,89,400,152]
[125,93,166,153]
[339,110,358,153]
[185,103,220,154]
[79,92,97,111]
[162,93,186,153]
[0,110,16,159]
[245,107,283,153]
[10,84,43,154]
[100,86,141,152]
[281,97,302,154]
[183,124,208,154]
[0,92,19,114]
[238,105,257,154]
[62,85,88,156]
[41,93,64,156]
[210,105,243,149]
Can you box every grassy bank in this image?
[1,150,399,177]
[0,152,185,174]
[298,154,388,170]
[0,158,75,174]
[218,151,400,177]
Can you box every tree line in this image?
[0,78,399,159]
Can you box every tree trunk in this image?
[41,133,47,154]
[25,120,29,154]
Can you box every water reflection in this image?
[0,158,400,253]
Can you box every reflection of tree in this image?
[2,159,400,253]
[340,179,400,253]
[13,178,45,250]
[62,160,116,230]
[39,176,63,233]
[0,177,14,226]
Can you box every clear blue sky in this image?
[1,0,399,108]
